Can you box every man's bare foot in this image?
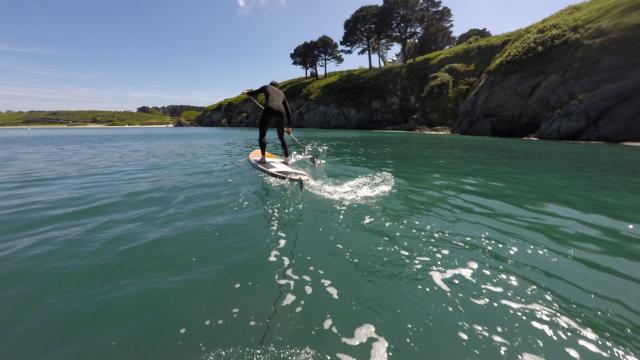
[283,157,289,165]
[258,156,267,164]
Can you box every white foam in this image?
[276,278,294,290]
[500,300,602,344]
[282,294,296,306]
[468,261,479,269]
[458,332,469,340]
[578,339,610,357]
[492,335,510,344]
[305,285,313,294]
[363,216,374,225]
[557,315,599,341]
[321,279,331,286]
[268,251,279,262]
[278,239,286,248]
[520,353,545,360]
[302,275,311,282]
[323,318,333,330]
[341,324,389,360]
[282,256,290,268]
[500,299,551,313]
[482,284,504,293]
[565,348,581,359]
[179,328,186,334]
[471,298,490,305]
[286,268,300,280]
[234,283,240,289]
[429,268,475,292]
[308,172,394,202]
[531,321,556,339]
[326,286,339,299]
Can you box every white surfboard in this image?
[248,149,309,181]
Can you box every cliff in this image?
[456,0,640,141]
[197,0,640,141]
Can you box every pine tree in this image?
[316,35,344,78]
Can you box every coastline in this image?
[0,125,174,129]
[2,125,638,147]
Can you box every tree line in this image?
[137,105,205,117]
[291,0,491,78]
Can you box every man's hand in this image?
[285,127,292,134]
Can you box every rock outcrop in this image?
[455,0,640,141]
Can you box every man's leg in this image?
[258,114,269,163]
[259,114,268,161]
[276,124,289,163]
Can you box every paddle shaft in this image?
[247,95,264,110]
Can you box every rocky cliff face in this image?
[455,0,640,141]
[198,34,510,131]
[198,0,640,142]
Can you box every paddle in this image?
[246,95,319,164]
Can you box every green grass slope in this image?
[0,111,173,127]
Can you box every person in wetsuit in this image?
[244,81,293,164]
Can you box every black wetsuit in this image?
[248,85,292,158]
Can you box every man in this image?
[244,81,293,164]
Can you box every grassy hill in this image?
[198,0,640,141]
[0,111,173,127]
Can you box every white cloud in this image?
[0,82,228,111]
[237,0,286,14]
[0,63,98,80]
[0,45,61,55]
[0,64,54,76]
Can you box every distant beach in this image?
[0,124,174,129]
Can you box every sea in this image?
[0,127,638,360]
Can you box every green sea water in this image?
[0,128,638,360]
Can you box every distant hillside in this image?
[0,111,173,127]
[198,0,640,141]
[137,105,205,118]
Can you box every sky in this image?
[0,0,583,111]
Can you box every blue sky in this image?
[0,0,583,111]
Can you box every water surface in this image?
[0,128,638,360]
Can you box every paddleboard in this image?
[248,149,309,181]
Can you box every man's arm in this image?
[244,86,265,98]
